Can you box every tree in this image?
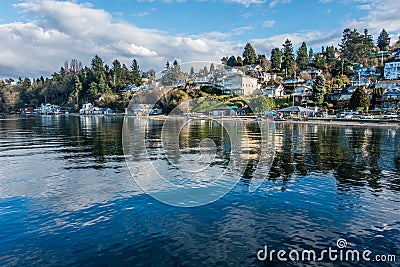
[111,59,125,92]
[131,59,141,86]
[282,39,296,76]
[377,29,391,51]
[248,96,275,114]
[270,48,282,72]
[236,56,243,66]
[22,78,32,90]
[313,52,326,70]
[339,28,375,66]
[312,75,325,105]
[258,54,270,71]
[350,87,370,112]
[91,55,105,75]
[243,42,256,65]
[308,48,314,62]
[227,55,238,67]
[325,46,337,72]
[98,73,111,94]
[221,56,228,65]
[210,63,215,73]
[203,66,208,75]
[162,60,185,86]
[296,42,309,70]
[72,75,82,104]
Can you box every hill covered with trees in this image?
[1,27,400,113]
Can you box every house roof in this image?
[278,106,312,113]
[383,89,400,95]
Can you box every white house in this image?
[79,103,114,115]
[263,84,285,98]
[79,103,94,115]
[131,104,162,115]
[384,62,400,80]
[223,74,259,96]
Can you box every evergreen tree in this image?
[350,87,370,112]
[131,59,141,86]
[111,59,125,93]
[296,42,309,70]
[243,42,256,65]
[162,60,185,86]
[227,56,238,67]
[91,55,105,76]
[313,52,326,70]
[203,66,208,75]
[258,54,270,71]
[312,75,325,105]
[282,39,296,76]
[236,56,243,66]
[308,48,314,62]
[325,46,337,72]
[339,28,375,66]
[377,29,391,51]
[210,63,215,73]
[270,48,282,72]
[98,73,111,94]
[221,56,228,65]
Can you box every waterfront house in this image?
[79,103,94,115]
[379,88,400,109]
[292,85,313,103]
[277,106,315,118]
[79,103,114,115]
[131,104,162,115]
[263,84,285,99]
[222,74,259,96]
[210,108,236,117]
[37,103,60,115]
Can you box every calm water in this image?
[0,115,399,266]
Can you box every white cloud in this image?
[342,0,400,41]
[268,0,291,8]
[2,0,400,78]
[224,0,266,6]
[0,0,236,78]
[262,20,276,28]
[252,29,342,55]
[132,11,150,17]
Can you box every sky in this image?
[0,0,400,78]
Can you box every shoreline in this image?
[2,113,400,127]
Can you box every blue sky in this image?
[0,0,399,78]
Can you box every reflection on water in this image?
[0,115,399,266]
